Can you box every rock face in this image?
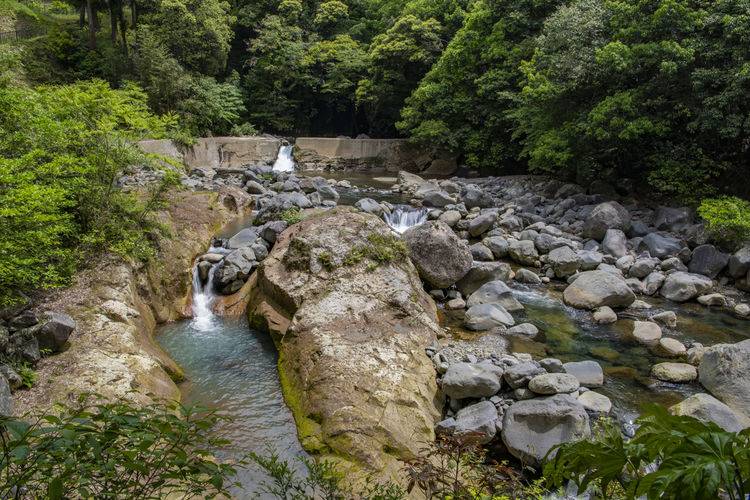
[403,221,472,289]
[698,340,750,422]
[247,209,441,481]
[563,271,635,310]
[583,202,631,240]
[660,272,713,302]
[502,394,590,466]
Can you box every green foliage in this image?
[280,207,303,225]
[15,362,37,389]
[0,396,242,498]
[698,197,750,250]
[0,79,179,305]
[343,233,408,267]
[544,405,750,500]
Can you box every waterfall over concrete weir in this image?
[383,205,429,234]
[191,252,222,331]
[272,144,295,172]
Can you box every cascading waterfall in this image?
[383,205,429,233]
[272,145,295,172]
[191,263,217,331]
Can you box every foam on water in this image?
[383,205,429,233]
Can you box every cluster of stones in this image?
[0,309,76,415]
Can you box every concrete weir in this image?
[138,136,281,171]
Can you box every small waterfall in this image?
[272,145,295,172]
[191,258,219,331]
[383,205,429,233]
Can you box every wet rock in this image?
[688,244,729,278]
[312,177,339,202]
[508,240,539,266]
[578,391,611,414]
[564,360,604,387]
[548,246,581,278]
[563,270,635,310]
[214,247,257,294]
[697,293,727,307]
[687,344,706,365]
[593,306,617,324]
[602,229,628,258]
[403,221,473,289]
[442,362,503,399]
[660,272,713,302]
[639,233,684,259]
[35,311,76,353]
[698,340,750,421]
[464,304,515,331]
[504,362,545,389]
[583,202,631,240]
[670,393,748,432]
[632,321,662,346]
[528,373,580,395]
[652,362,697,383]
[355,198,384,216]
[514,268,542,284]
[502,394,590,466]
[456,262,513,296]
[651,310,677,328]
[466,281,523,312]
[468,211,497,237]
[735,303,750,318]
[507,323,539,337]
[655,337,687,357]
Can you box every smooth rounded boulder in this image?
[583,202,631,240]
[403,221,472,288]
[660,272,713,302]
[464,303,515,331]
[442,362,503,399]
[502,394,591,466]
[563,270,635,310]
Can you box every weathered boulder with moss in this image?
[247,208,441,482]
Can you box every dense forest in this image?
[2,0,749,196]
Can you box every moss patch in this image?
[343,233,407,268]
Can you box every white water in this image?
[383,205,429,233]
[191,259,218,331]
[272,145,295,172]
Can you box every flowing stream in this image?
[157,263,304,495]
[383,205,429,233]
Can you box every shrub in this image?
[0,396,242,498]
[543,405,750,500]
[698,196,750,250]
[280,208,303,225]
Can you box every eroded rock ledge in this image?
[13,189,249,415]
[247,208,442,481]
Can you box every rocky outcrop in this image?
[14,190,249,415]
[246,208,441,482]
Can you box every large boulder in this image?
[466,281,523,311]
[246,209,441,480]
[563,271,635,310]
[35,311,76,353]
[508,240,539,266]
[442,362,502,399]
[638,232,685,259]
[653,206,692,232]
[601,229,628,258]
[462,185,493,209]
[670,393,748,432]
[403,221,472,289]
[583,202,631,240]
[688,244,729,278]
[548,246,581,278]
[728,246,750,279]
[453,400,499,444]
[698,340,750,422]
[214,247,257,294]
[464,303,515,331]
[502,394,591,466]
[456,262,514,296]
[660,272,713,302]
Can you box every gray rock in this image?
[540,358,565,373]
[630,258,660,278]
[661,256,688,272]
[660,272,713,302]
[670,393,748,432]
[464,304,515,331]
[639,233,684,259]
[508,240,539,266]
[651,310,677,328]
[251,242,269,261]
[483,236,509,259]
[504,362,546,389]
[7,329,40,364]
[245,180,268,194]
[446,298,466,310]
[548,246,581,278]
[514,268,542,284]
[228,228,259,249]
[0,365,22,391]
[507,323,539,336]
[643,271,666,295]
[462,185,493,209]
[655,337,687,357]
[438,210,462,227]
[593,306,617,324]
[35,311,75,353]
[403,221,473,288]
[470,243,495,261]
[423,190,454,208]
[528,373,580,395]
[466,281,523,312]
[578,250,604,271]
[652,362,697,383]
[442,362,503,399]
[583,202,631,240]
[564,360,604,387]
[632,321,662,346]
[214,247,257,294]
[454,400,499,444]
[261,220,288,245]
[728,246,750,278]
[697,293,727,307]
[698,340,750,421]
[355,198,384,216]
[0,375,10,416]
[688,244,729,278]
[456,262,513,296]
[578,391,612,413]
[502,394,591,466]
[602,229,628,258]
[653,206,692,231]
[563,270,635,310]
[313,177,339,202]
[468,211,498,237]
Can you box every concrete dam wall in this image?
[138,137,281,171]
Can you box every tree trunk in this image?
[130,0,137,27]
[85,0,97,49]
[79,2,86,28]
[109,0,117,44]
[118,0,128,57]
